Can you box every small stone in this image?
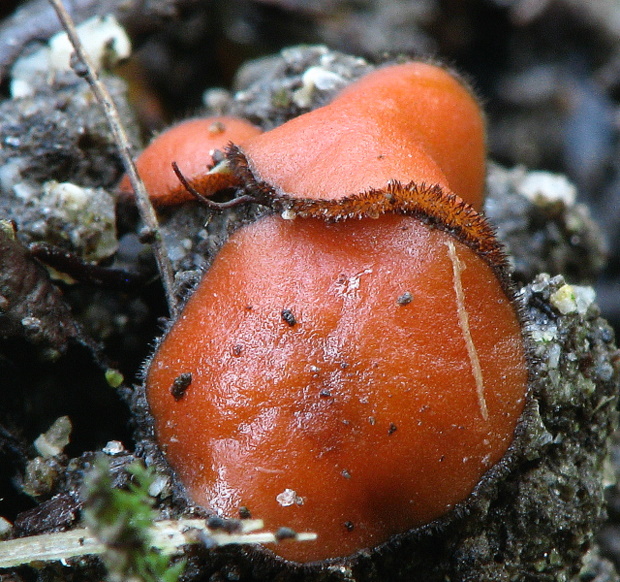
[34,416,72,458]
[102,440,125,455]
[148,474,170,498]
[276,488,304,507]
[0,516,12,539]
[550,284,578,314]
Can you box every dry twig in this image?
[47,0,179,316]
[0,518,317,568]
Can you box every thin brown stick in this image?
[171,162,259,209]
[47,0,178,316]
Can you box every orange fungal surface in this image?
[145,211,528,563]
[236,62,486,209]
[119,116,261,205]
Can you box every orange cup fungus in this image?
[145,197,528,562]
[118,116,261,205]
[143,62,529,564]
[232,62,486,209]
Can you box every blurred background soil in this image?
[3,0,617,318]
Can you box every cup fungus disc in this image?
[145,203,528,563]
[118,116,261,205]
[235,62,486,209]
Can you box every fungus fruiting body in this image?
[142,61,528,564]
[145,188,528,563]
[118,116,261,205]
[233,62,486,209]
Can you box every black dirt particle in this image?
[232,344,243,356]
[388,423,398,435]
[397,291,413,305]
[275,527,297,541]
[281,308,297,326]
[207,516,242,533]
[138,227,156,244]
[170,373,192,401]
[344,521,355,532]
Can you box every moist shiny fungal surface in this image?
[118,116,261,205]
[237,62,486,209]
[145,213,527,563]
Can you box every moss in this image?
[81,456,186,582]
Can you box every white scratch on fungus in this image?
[446,240,489,421]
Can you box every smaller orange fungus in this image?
[234,62,486,209]
[118,116,261,205]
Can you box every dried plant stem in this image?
[0,518,317,568]
[47,0,178,316]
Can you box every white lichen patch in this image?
[550,284,596,315]
[517,171,577,207]
[11,15,131,98]
[292,66,346,107]
[276,488,305,507]
[573,285,597,315]
[50,14,131,71]
[45,182,89,212]
[530,326,558,343]
[38,181,118,262]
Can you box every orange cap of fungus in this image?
[118,116,262,205]
[145,190,527,563]
[234,62,486,209]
